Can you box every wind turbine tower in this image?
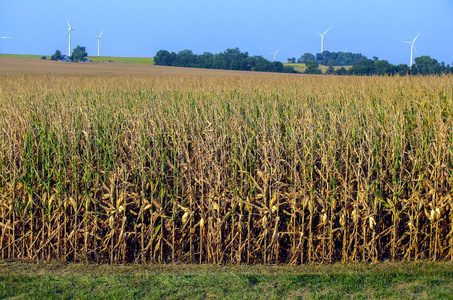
[269,49,280,62]
[402,33,419,67]
[0,36,11,54]
[96,29,104,56]
[66,20,78,57]
[314,27,331,53]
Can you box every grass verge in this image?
[1,261,452,299]
[0,54,46,59]
[86,56,154,64]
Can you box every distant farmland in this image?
[0,54,352,73]
[284,63,306,72]
[0,57,298,76]
[0,54,154,64]
[285,63,351,73]
[0,54,47,59]
[86,56,154,64]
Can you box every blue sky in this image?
[1,0,452,65]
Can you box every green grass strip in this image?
[86,56,154,64]
[1,261,452,299]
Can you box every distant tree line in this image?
[289,51,452,76]
[331,56,452,76]
[154,48,296,73]
[288,51,368,66]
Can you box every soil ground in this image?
[0,57,304,77]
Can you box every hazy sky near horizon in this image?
[1,0,452,65]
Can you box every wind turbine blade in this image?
[313,30,322,36]
[402,41,411,44]
[413,33,420,43]
[276,49,280,54]
[99,29,104,37]
[324,26,332,35]
[67,19,71,28]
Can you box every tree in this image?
[197,52,214,68]
[70,45,88,62]
[283,65,296,73]
[287,57,296,63]
[335,67,347,75]
[305,60,322,74]
[247,55,264,72]
[154,50,177,66]
[316,51,333,66]
[269,61,284,72]
[222,48,248,70]
[396,64,410,76]
[297,53,315,64]
[349,59,376,75]
[440,62,452,75]
[249,55,269,72]
[325,66,335,75]
[413,56,441,75]
[176,49,196,67]
[51,50,65,61]
[153,48,296,74]
[212,53,229,70]
[342,52,368,65]
[296,51,369,66]
[374,60,390,76]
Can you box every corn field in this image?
[1,74,453,264]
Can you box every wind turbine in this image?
[66,20,79,57]
[269,49,280,62]
[0,36,11,54]
[95,29,104,56]
[402,33,419,67]
[314,27,331,53]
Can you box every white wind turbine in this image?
[269,49,280,62]
[95,29,104,56]
[314,27,331,53]
[66,20,79,57]
[402,33,420,67]
[0,36,11,54]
